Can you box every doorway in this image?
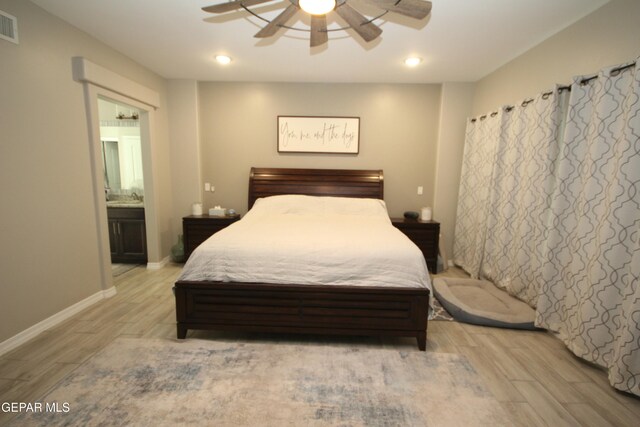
[74,56,162,294]
[97,98,148,275]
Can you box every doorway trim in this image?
[73,57,161,292]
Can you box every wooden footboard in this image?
[174,281,429,350]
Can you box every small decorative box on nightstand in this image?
[391,217,440,273]
[182,213,241,260]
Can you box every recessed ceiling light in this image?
[215,55,232,65]
[404,57,423,67]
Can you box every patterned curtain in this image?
[453,112,503,278]
[536,60,640,395]
[481,91,565,305]
[454,58,639,395]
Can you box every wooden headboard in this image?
[248,167,384,209]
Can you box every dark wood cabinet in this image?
[391,218,440,273]
[183,214,241,260]
[107,207,147,264]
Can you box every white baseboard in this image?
[146,256,170,270]
[0,286,117,357]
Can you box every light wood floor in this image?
[1,264,638,426]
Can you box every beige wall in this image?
[167,80,202,237]
[0,0,171,342]
[473,0,640,115]
[433,83,475,260]
[197,82,442,218]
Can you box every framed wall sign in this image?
[277,116,360,154]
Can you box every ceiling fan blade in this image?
[254,4,299,38]
[310,15,328,47]
[365,0,432,20]
[334,3,382,42]
[202,0,274,14]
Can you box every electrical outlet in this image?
[204,182,211,192]
[417,186,423,195]
[210,186,215,193]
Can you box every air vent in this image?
[0,10,18,44]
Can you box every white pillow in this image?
[250,195,324,215]
[320,196,389,217]
[248,194,388,218]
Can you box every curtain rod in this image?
[473,111,498,122]
[470,61,636,123]
[555,61,636,93]
[580,61,636,86]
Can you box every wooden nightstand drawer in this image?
[403,228,438,244]
[391,218,440,273]
[187,224,228,242]
[183,214,241,260]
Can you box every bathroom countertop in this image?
[106,201,144,208]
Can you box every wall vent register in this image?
[0,10,18,44]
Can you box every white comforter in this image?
[179,195,431,293]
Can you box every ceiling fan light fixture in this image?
[215,54,232,65]
[404,56,423,67]
[201,0,432,47]
[299,0,336,16]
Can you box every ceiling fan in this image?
[201,0,432,47]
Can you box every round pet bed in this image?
[432,277,537,330]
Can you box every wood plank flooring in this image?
[0,264,638,425]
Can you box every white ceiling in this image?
[30,0,609,83]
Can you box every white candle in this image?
[421,207,432,221]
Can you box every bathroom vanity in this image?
[107,206,147,263]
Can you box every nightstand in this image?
[182,214,241,260]
[391,218,440,273]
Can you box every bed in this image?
[174,168,431,350]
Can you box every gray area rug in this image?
[432,295,455,321]
[12,338,511,426]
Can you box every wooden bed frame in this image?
[174,167,429,350]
